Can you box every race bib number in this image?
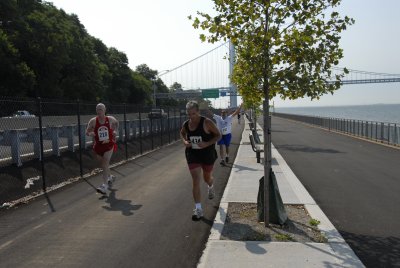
[98,126,110,142]
[190,136,202,149]
[221,127,229,135]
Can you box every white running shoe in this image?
[107,175,116,188]
[208,186,215,200]
[192,208,203,221]
[96,183,108,195]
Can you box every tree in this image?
[136,64,158,81]
[191,0,354,224]
[169,82,183,92]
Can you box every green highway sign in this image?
[201,89,219,99]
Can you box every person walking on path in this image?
[86,103,119,195]
[207,104,242,166]
[180,101,221,221]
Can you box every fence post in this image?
[139,108,143,155]
[174,108,177,141]
[124,103,128,160]
[167,107,171,144]
[381,122,384,143]
[160,117,163,147]
[37,97,46,191]
[77,100,83,178]
[387,123,391,144]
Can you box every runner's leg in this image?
[203,166,215,199]
[101,149,113,185]
[189,167,202,203]
[219,144,225,160]
[202,168,214,187]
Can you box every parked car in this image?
[12,110,36,118]
[148,108,167,119]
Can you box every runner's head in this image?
[96,103,106,117]
[186,100,200,121]
[221,109,227,119]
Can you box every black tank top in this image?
[184,116,214,151]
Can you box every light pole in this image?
[153,69,170,107]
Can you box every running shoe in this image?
[208,186,215,199]
[225,156,229,163]
[96,183,108,195]
[220,160,226,166]
[192,208,203,221]
[107,175,116,188]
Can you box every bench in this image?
[249,134,264,163]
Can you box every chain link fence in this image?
[0,97,187,205]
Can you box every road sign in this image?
[201,89,219,99]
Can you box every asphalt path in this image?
[263,115,400,268]
[0,117,244,268]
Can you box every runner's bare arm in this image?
[230,103,243,117]
[202,118,221,147]
[109,116,119,131]
[180,123,191,148]
[86,118,96,136]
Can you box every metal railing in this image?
[0,97,187,205]
[272,112,399,147]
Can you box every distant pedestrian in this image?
[181,100,221,220]
[208,104,242,166]
[86,103,119,195]
[237,113,241,124]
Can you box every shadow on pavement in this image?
[101,189,142,216]
[276,144,344,154]
[232,164,260,172]
[340,230,400,267]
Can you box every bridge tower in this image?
[229,41,237,108]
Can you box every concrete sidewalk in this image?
[198,117,364,268]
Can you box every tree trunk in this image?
[263,2,271,226]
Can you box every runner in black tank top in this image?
[180,101,221,220]
[184,116,217,166]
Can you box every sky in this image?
[48,0,400,108]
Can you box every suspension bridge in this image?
[155,41,400,107]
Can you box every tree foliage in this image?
[0,0,159,105]
[190,0,354,108]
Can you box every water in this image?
[274,104,400,124]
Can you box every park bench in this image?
[249,133,264,163]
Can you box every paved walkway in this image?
[198,116,365,268]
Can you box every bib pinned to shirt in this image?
[190,136,202,149]
[98,126,110,142]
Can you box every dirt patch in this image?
[221,203,327,243]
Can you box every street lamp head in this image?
[158,69,170,77]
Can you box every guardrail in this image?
[0,117,181,166]
[272,112,399,146]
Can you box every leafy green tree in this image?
[136,64,158,81]
[191,0,354,224]
[0,29,35,96]
[0,0,157,105]
[169,82,183,92]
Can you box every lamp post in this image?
[153,69,170,107]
